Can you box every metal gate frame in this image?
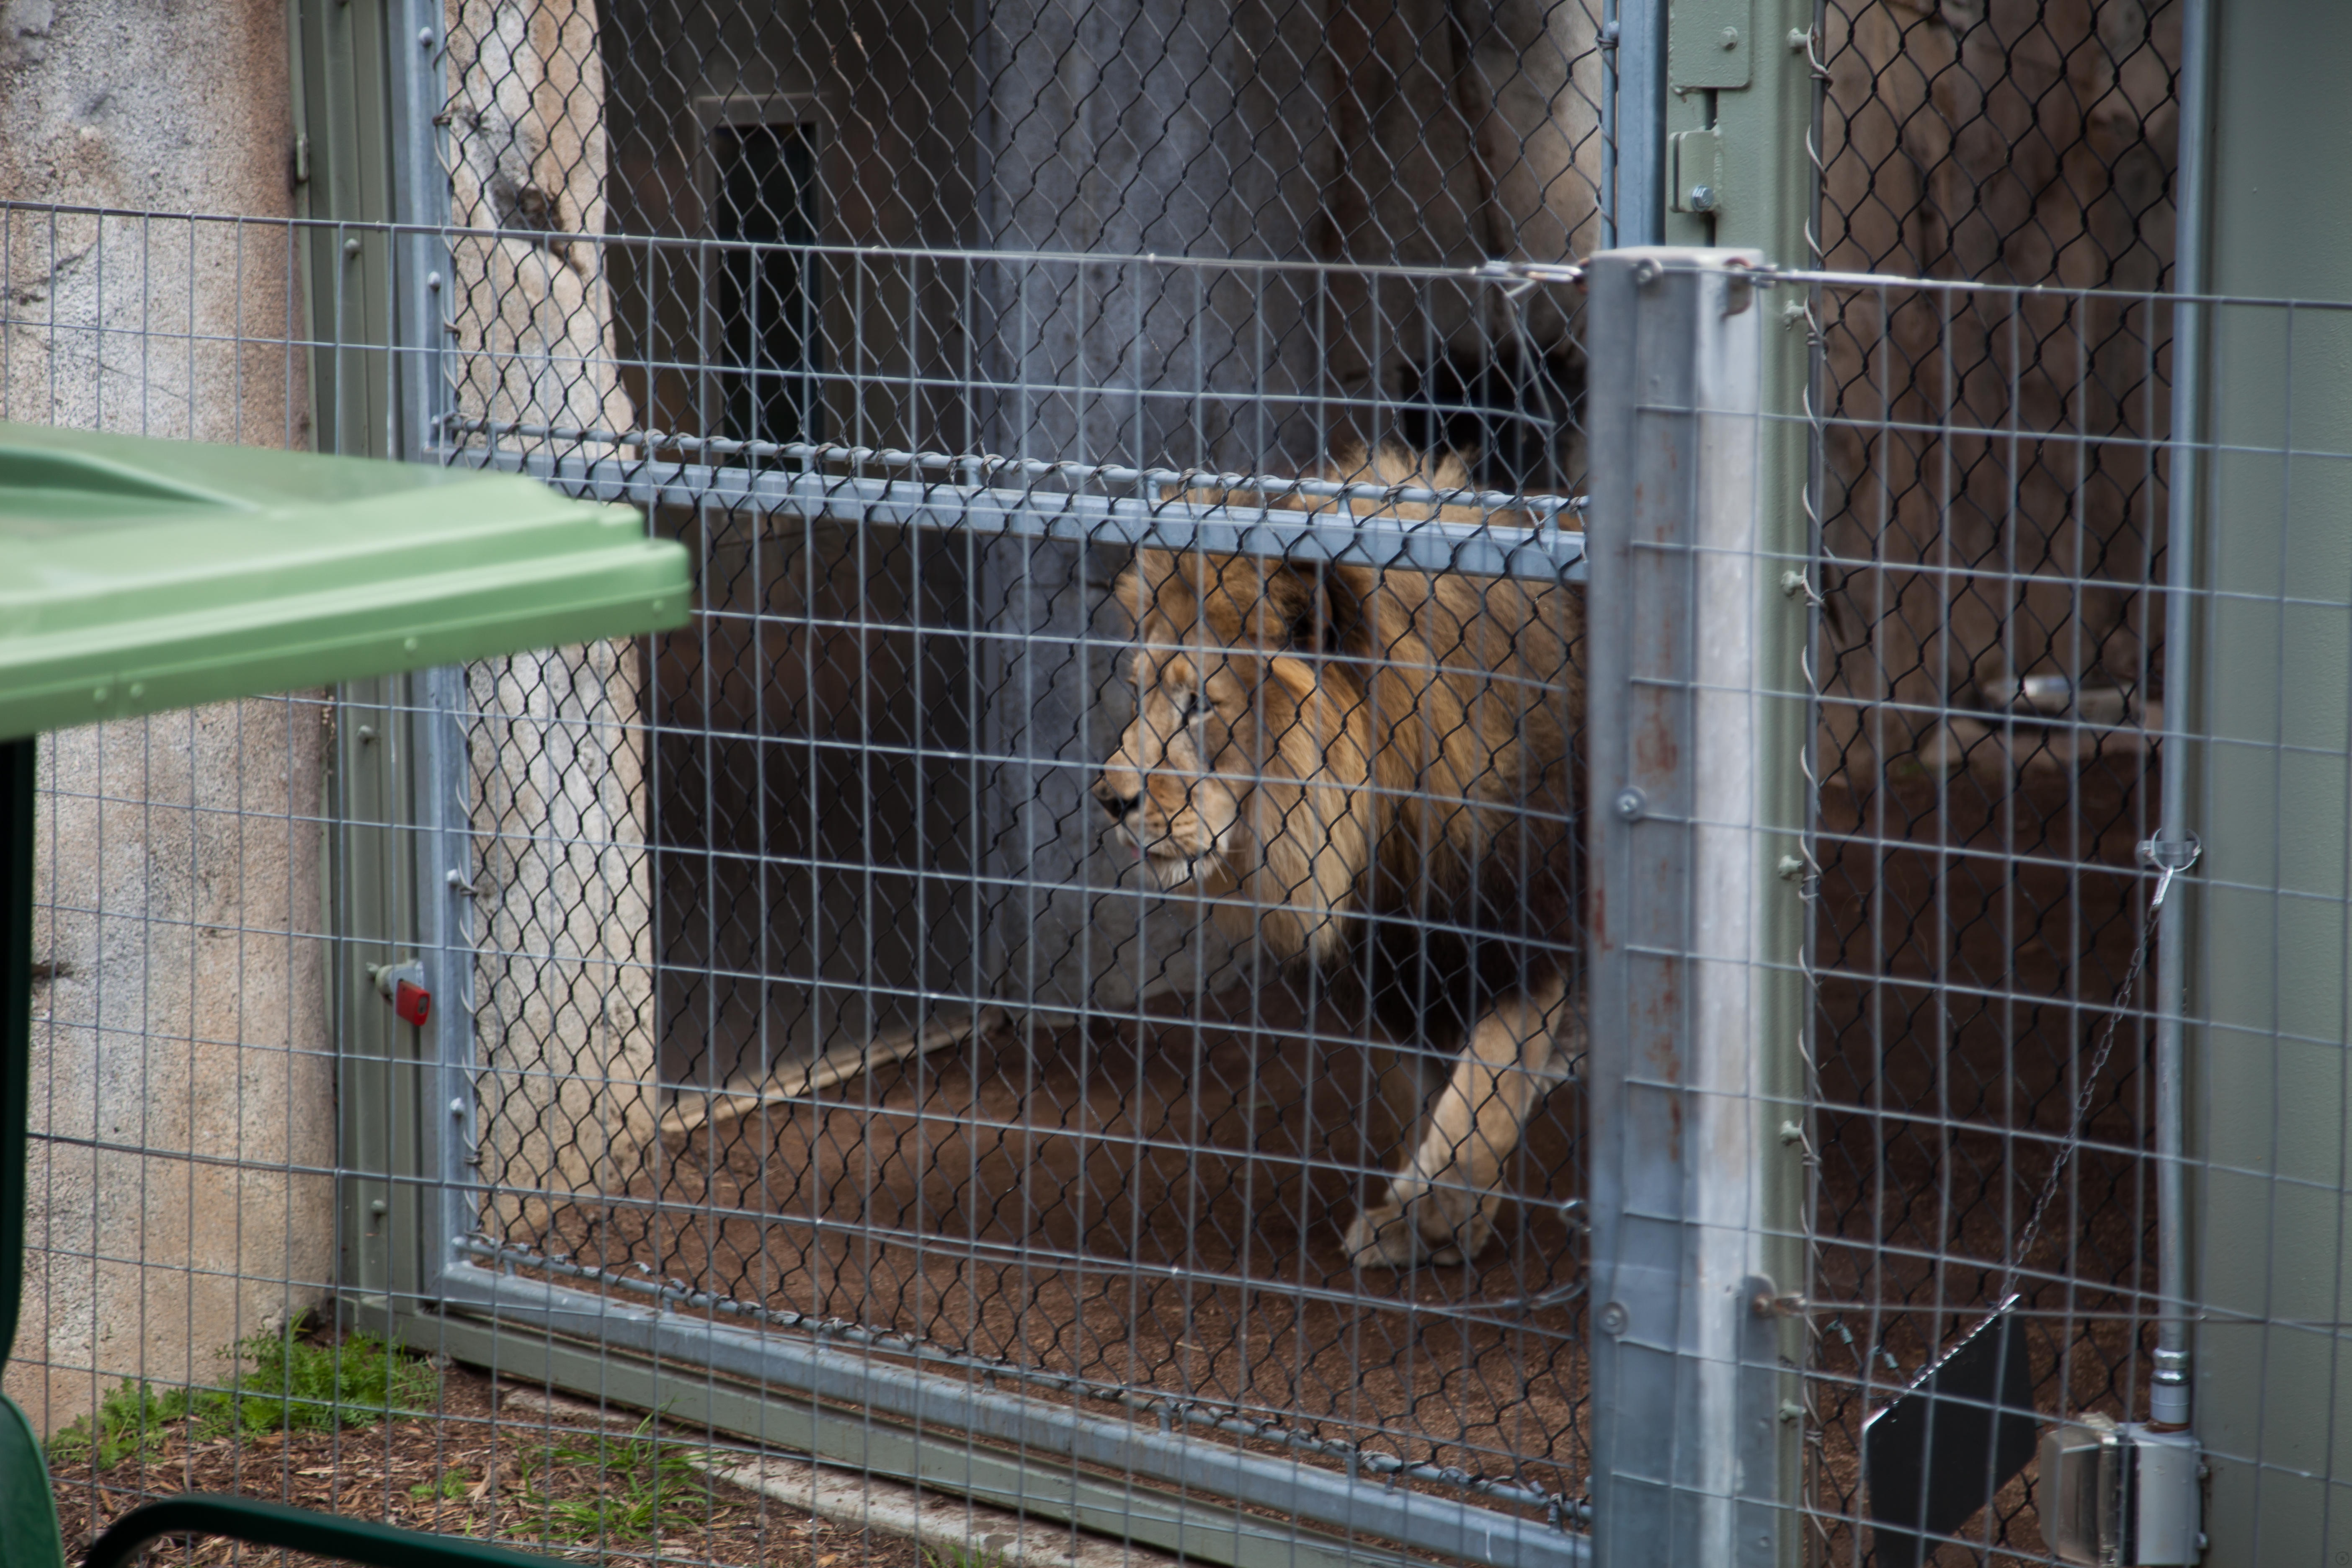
[367,474,1592,1568]
[1582,249,1803,1568]
[317,6,1812,1568]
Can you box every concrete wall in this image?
[0,2,334,1436]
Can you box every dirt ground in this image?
[523,976,1591,1515]
[47,1355,934,1568]
[1805,728,2164,1564]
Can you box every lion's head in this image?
[1091,444,1539,965]
[1091,547,1379,965]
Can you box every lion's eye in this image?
[1178,689,1205,723]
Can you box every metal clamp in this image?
[2136,833,2202,910]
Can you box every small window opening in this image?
[712,123,821,447]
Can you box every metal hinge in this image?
[293,133,310,186]
[1671,126,1725,215]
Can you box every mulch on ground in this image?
[47,1354,932,1568]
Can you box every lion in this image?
[1092,444,1586,1267]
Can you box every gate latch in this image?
[366,961,432,1028]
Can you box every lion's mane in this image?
[1110,446,1585,1052]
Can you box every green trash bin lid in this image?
[0,423,691,741]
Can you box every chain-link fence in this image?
[450,253,1599,1565]
[15,0,1613,1553]
[435,0,1610,1556]
[1806,5,2187,1562]
[1800,267,2177,1568]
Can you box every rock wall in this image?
[0,0,330,1438]
[440,0,661,1223]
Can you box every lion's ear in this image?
[1121,550,1184,624]
[1252,563,1318,647]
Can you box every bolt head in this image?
[1597,1302,1629,1336]
[1613,787,1646,821]
[1687,184,1717,214]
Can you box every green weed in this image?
[514,1414,723,1544]
[410,1473,472,1501]
[46,1315,438,1467]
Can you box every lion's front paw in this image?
[1344,1201,1444,1267]
[1342,1189,1492,1269]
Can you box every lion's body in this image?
[1094,446,1586,1265]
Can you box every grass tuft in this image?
[513,1413,722,1544]
[46,1315,438,1467]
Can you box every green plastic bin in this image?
[0,421,689,741]
[0,423,691,1565]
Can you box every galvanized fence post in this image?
[333,0,466,1326]
[389,0,455,466]
[1583,247,1793,1568]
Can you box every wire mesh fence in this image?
[1,200,1599,1568]
[5,1,2298,1567]
[1800,267,2178,1567]
[1805,5,2192,1563]
[449,243,1600,1561]
[432,0,1614,1548]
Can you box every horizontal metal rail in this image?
[462,1236,1590,1432]
[433,1259,1592,1568]
[453,446,1590,584]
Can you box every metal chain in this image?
[2003,836,2199,1294]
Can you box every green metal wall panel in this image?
[2190,2,2352,1560]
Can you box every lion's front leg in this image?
[1343,974,1576,1267]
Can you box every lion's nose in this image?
[1093,781,1142,821]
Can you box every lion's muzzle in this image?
[1091,779,1142,824]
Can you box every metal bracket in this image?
[2039,1418,2202,1566]
[1668,0,1754,90]
[2137,833,2202,873]
[1737,1275,1791,1568]
[1671,128,1725,215]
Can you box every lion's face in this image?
[1093,550,1373,959]
[1095,642,1251,891]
